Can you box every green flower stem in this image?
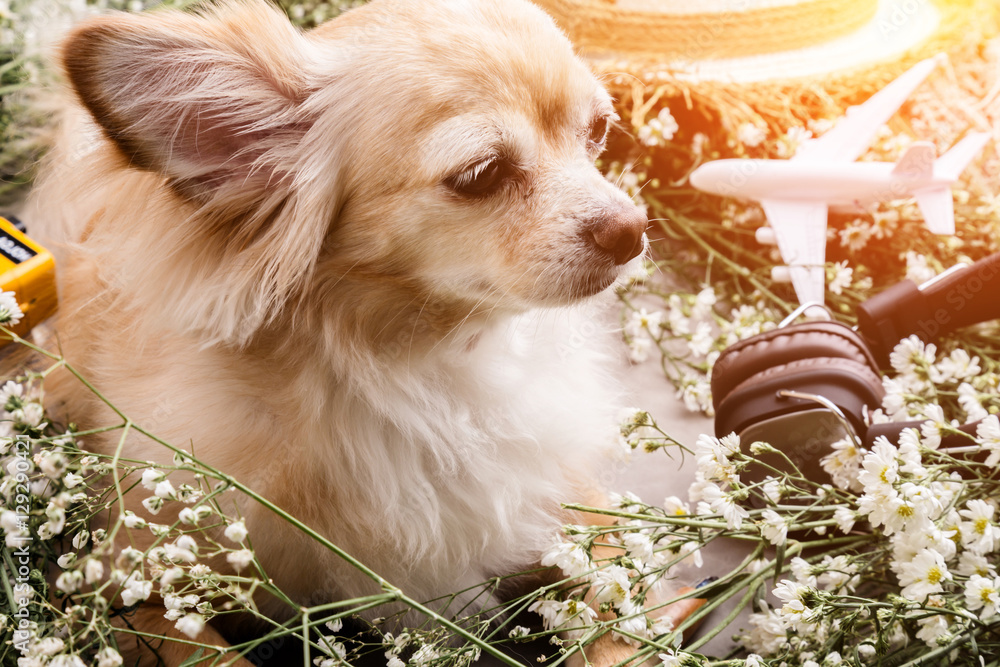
[560,504,729,530]
[125,428,527,667]
[645,205,792,311]
[683,578,761,653]
[300,608,309,667]
[897,625,991,667]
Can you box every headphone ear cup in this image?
[712,322,885,438]
[712,321,881,405]
[714,356,884,439]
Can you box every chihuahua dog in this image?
[28,0,651,663]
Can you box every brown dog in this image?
[28,0,657,663]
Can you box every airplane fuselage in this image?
[690,159,950,206]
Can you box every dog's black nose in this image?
[586,208,648,265]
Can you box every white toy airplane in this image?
[689,55,991,307]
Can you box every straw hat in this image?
[535,0,978,82]
[532,0,999,149]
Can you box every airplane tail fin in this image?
[914,187,955,235]
[936,132,991,181]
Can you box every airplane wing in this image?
[793,55,945,164]
[913,187,955,235]
[760,199,829,306]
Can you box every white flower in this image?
[624,308,663,340]
[154,479,176,499]
[897,549,951,600]
[62,472,84,489]
[48,656,86,667]
[976,414,1000,467]
[773,579,811,618]
[958,499,1000,554]
[858,438,899,494]
[931,348,981,383]
[745,605,787,655]
[745,655,765,667]
[663,495,690,517]
[227,548,255,572]
[965,574,1000,618]
[528,598,597,635]
[657,650,683,667]
[71,530,89,550]
[96,647,124,667]
[37,451,66,479]
[623,532,655,561]
[777,126,813,158]
[958,383,989,422]
[224,518,248,543]
[833,506,856,534]
[14,402,44,428]
[881,376,910,420]
[827,261,853,295]
[870,208,899,239]
[677,373,714,415]
[541,539,592,579]
[890,335,936,378]
[957,551,996,577]
[121,573,153,606]
[694,432,741,483]
[821,437,865,491]
[760,510,788,546]
[918,404,949,450]
[0,291,23,325]
[637,107,679,147]
[83,558,104,585]
[688,321,714,357]
[122,510,147,529]
[591,565,633,607]
[737,122,767,148]
[762,478,782,503]
[789,557,817,588]
[696,482,749,530]
[817,555,859,592]
[839,219,871,251]
[33,636,65,657]
[55,570,83,594]
[140,468,165,490]
[0,380,24,411]
[915,613,951,647]
[627,336,651,363]
[904,251,937,284]
[614,597,648,638]
[175,613,206,639]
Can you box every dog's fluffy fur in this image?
[27,0,648,662]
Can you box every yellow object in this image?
[0,216,57,343]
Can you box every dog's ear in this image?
[61,2,312,199]
[58,3,346,346]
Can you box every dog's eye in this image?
[447,158,511,197]
[588,116,610,148]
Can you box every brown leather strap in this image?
[857,252,1000,367]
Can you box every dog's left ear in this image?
[62,2,313,200]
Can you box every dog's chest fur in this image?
[255,306,622,612]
